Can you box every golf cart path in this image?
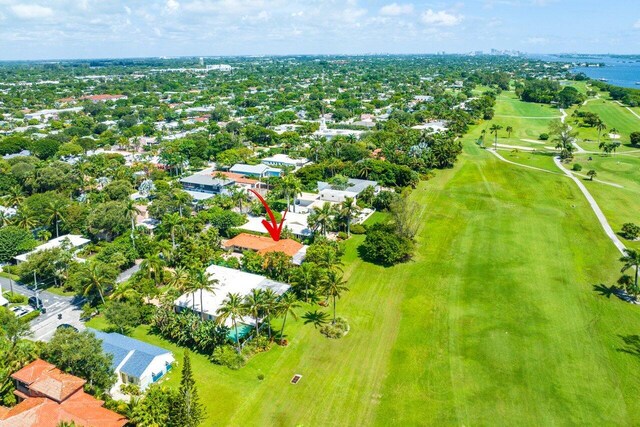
[615,101,640,121]
[488,149,559,175]
[553,156,627,255]
[488,149,627,251]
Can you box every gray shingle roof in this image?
[89,329,172,378]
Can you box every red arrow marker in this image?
[249,189,286,241]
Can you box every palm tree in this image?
[596,120,607,145]
[505,126,514,139]
[489,124,503,150]
[339,197,359,237]
[45,199,67,237]
[162,212,182,249]
[291,262,318,302]
[277,292,300,343]
[281,174,303,213]
[110,282,140,302]
[620,249,640,295]
[140,254,167,286]
[0,211,11,227]
[4,185,24,208]
[168,266,190,295]
[36,229,51,242]
[14,208,37,231]
[124,199,142,247]
[357,160,373,179]
[321,270,349,324]
[230,187,249,213]
[261,289,278,340]
[189,269,218,321]
[216,293,244,352]
[82,262,115,305]
[309,202,334,236]
[243,288,265,336]
[174,190,192,217]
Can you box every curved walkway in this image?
[553,156,627,255]
[488,147,627,254]
[487,148,559,175]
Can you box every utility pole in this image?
[33,271,40,310]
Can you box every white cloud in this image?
[11,4,53,19]
[167,0,180,12]
[380,3,414,16]
[420,9,462,26]
[634,19,640,29]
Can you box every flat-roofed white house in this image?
[260,154,309,169]
[90,329,174,393]
[14,234,90,264]
[229,163,282,178]
[174,265,290,327]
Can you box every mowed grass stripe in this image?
[375,143,640,425]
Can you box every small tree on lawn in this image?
[621,223,640,241]
[587,169,597,181]
[172,351,204,427]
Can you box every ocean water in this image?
[530,54,640,89]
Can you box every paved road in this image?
[0,277,86,342]
[117,262,141,283]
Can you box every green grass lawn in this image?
[89,132,640,425]
[569,97,640,151]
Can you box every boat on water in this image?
[598,77,608,82]
[636,82,640,85]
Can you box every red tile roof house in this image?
[223,233,307,265]
[0,359,127,427]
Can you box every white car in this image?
[10,305,34,318]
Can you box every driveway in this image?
[0,277,86,342]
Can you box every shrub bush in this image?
[572,163,583,171]
[21,310,40,323]
[350,224,366,235]
[337,231,348,240]
[3,292,27,304]
[257,374,265,381]
[539,133,549,141]
[242,335,272,357]
[320,317,350,339]
[359,224,414,266]
[212,345,246,370]
[120,383,141,396]
[621,223,640,240]
[152,308,229,355]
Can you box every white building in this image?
[90,329,174,393]
[24,107,83,121]
[174,265,290,326]
[313,117,365,140]
[14,234,90,264]
[411,120,448,133]
[261,154,309,169]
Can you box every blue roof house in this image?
[89,329,175,392]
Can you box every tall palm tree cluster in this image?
[308,197,361,237]
[216,288,299,351]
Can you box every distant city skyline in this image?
[0,0,639,60]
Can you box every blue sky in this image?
[0,0,638,60]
